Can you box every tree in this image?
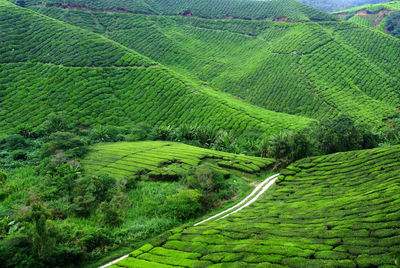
[315,115,364,154]
[16,0,25,7]
[28,196,55,260]
[41,112,72,134]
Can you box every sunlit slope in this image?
[334,0,400,14]
[0,0,152,66]
[113,145,400,267]
[0,0,314,134]
[299,0,389,12]
[30,7,400,128]
[333,1,400,35]
[82,141,275,179]
[18,0,335,21]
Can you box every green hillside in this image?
[82,141,275,179]
[299,0,389,12]
[29,7,400,127]
[114,145,400,267]
[14,0,335,21]
[0,0,314,135]
[0,135,276,267]
[333,1,400,37]
[2,0,400,267]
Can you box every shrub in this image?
[97,192,131,227]
[16,124,37,139]
[40,132,87,159]
[4,134,26,150]
[263,130,314,165]
[41,112,72,134]
[0,171,7,184]
[71,174,117,216]
[315,115,364,154]
[11,150,27,161]
[164,189,203,221]
[88,125,122,143]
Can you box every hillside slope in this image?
[333,1,400,37]
[299,0,388,12]
[113,145,400,267]
[0,0,314,134]
[13,0,335,21]
[29,7,400,128]
[82,141,275,179]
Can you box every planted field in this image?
[113,145,400,267]
[298,0,389,12]
[83,141,275,179]
[33,7,400,127]
[0,0,314,134]
[20,0,335,21]
[333,1,400,37]
[333,0,400,14]
[0,0,152,67]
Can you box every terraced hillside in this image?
[333,1,400,37]
[112,145,400,267]
[30,7,400,127]
[0,0,314,134]
[83,141,275,179]
[14,0,335,21]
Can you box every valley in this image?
[0,0,399,267]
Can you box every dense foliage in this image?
[0,114,273,267]
[14,0,335,21]
[32,7,400,128]
[1,112,400,267]
[386,10,400,37]
[116,145,400,267]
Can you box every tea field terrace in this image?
[111,145,400,267]
[30,6,400,128]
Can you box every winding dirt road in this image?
[99,173,279,268]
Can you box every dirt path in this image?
[99,173,279,268]
[194,173,279,226]
[98,254,129,268]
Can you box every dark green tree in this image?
[16,0,25,7]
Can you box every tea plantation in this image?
[30,7,400,127]
[83,141,275,179]
[113,145,400,267]
[2,0,400,267]
[15,0,335,21]
[0,0,314,134]
[333,1,400,38]
[298,0,389,12]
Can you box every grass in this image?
[30,7,400,128]
[82,141,275,179]
[112,145,400,267]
